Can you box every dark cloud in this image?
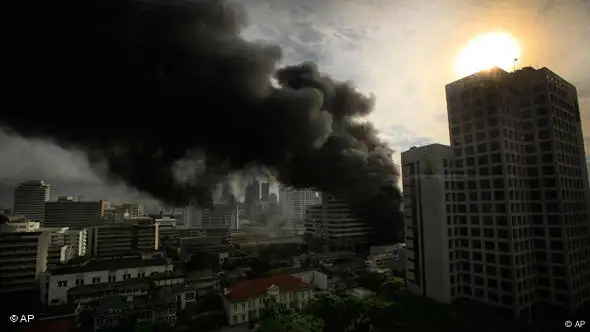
[0,0,403,243]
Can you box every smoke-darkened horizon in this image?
[0,0,403,243]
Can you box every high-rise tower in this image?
[444,66,590,316]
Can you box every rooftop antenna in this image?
[512,58,519,72]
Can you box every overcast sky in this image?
[1,0,589,207]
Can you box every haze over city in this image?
[1,0,589,207]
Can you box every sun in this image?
[454,32,521,77]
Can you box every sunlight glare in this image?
[454,32,521,77]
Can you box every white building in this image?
[401,144,452,304]
[289,269,329,290]
[222,274,314,326]
[42,255,172,305]
[50,227,88,257]
[90,223,158,256]
[13,180,50,222]
[44,196,105,227]
[304,194,372,251]
[0,228,51,294]
[280,188,321,229]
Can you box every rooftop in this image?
[50,257,169,275]
[224,274,310,302]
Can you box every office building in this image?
[304,194,372,251]
[13,180,50,222]
[90,222,158,256]
[444,66,590,316]
[401,144,453,303]
[281,188,322,229]
[44,196,105,227]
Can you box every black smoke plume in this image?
[0,0,403,243]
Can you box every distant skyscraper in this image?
[244,180,261,205]
[443,66,590,316]
[13,180,50,222]
[261,182,270,200]
[401,144,452,303]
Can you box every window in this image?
[138,272,146,278]
[58,280,68,287]
[92,277,101,284]
[108,275,116,282]
[75,278,84,286]
[123,274,131,280]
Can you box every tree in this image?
[305,292,366,332]
[379,276,405,300]
[357,272,387,292]
[256,297,323,332]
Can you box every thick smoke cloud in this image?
[0,0,402,243]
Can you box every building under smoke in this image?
[304,193,373,252]
[280,187,321,231]
[0,0,404,246]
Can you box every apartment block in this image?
[401,144,453,303]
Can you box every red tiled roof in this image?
[225,274,310,301]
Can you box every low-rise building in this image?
[179,236,229,263]
[282,268,329,290]
[92,289,176,332]
[68,278,152,306]
[185,270,221,295]
[42,255,172,305]
[222,274,314,326]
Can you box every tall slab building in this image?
[444,66,590,316]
